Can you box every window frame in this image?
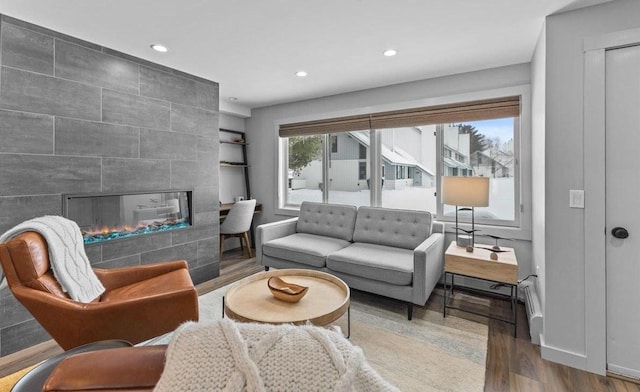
[275,85,531,239]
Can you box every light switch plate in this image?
[569,189,584,208]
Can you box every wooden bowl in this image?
[267,276,309,303]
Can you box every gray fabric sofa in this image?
[256,202,445,319]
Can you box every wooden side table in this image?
[443,241,518,336]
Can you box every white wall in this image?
[246,63,533,282]
[542,0,640,371]
[219,113,245,132]
[531,21,546,324]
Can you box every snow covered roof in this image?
[348,131,435,176]
[444,157,473,171]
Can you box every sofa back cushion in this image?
[353,207,433,250]
[296,202,358,241]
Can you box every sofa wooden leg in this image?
[407,303,413,320]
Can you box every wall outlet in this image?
[569,189,584,208]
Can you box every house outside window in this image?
[328,132,371,205]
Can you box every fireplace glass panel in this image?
[64,191,192,244]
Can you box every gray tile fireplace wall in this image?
[0,15,220,356]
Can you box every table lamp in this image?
[442,176,490,252]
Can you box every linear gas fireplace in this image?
[64,190,192,245]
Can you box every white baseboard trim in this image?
[540,335,587,371]
[608,364,640,380]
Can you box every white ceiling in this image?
[0,0,613,114]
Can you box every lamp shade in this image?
[442,176,490,207]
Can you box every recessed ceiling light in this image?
[228,97,238,101]
[383,49,397,57]
[296,71,308,77]
[150,44,168,53]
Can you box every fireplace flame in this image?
[82,218,189,244]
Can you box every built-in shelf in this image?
[219,129,251,200]
[220,163,250,167]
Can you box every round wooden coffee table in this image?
[223,269,351,336]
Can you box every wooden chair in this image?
[220,199,257,259]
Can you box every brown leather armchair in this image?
[0,232,199,350]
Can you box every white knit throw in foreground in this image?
[154,319,399,392]
[0,216,104,302]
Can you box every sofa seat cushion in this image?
[326,242,413,286]
[263,233,351,268]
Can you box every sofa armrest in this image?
[255,217,299,265]
[432,221,444,234]
[412,232,445,305]
[95,260,190,291]
[43,345,166,392]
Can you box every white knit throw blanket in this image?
[154,319,399,392]
[0,216,105,303]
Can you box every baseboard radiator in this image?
[520,280,542,345]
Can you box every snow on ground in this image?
[287,178,514,220]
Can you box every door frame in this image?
[584,27,640,375]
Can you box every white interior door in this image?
[605,44,640,379]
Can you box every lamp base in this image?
[456,234,473,249]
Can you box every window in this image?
[327,132,370,206]
[441,119,517,222]
[379,125,435,211]
[278,92,523,227]
[282,132,371,207]
[285,135,323,205]
[358,162,367,180]
[331,135,338,153]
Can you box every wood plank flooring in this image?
[1,248,639,391]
